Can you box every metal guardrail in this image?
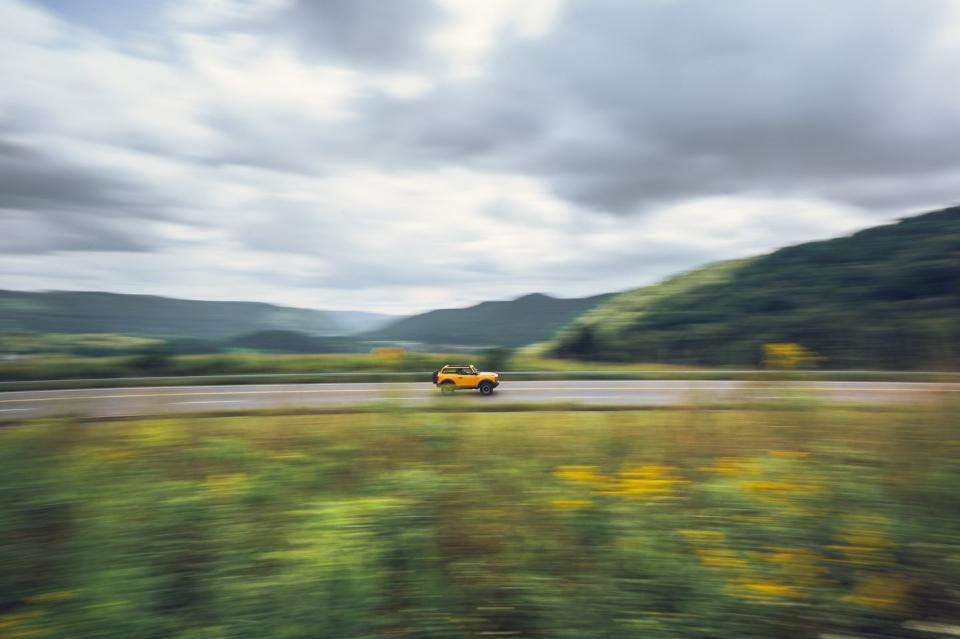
[0,371,429,385]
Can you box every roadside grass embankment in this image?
[2,352,957,391]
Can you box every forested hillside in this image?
[553,207,960,369]
[0,291,340,338]
[363,292,613,347]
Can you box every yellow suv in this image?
[432,364,500,396]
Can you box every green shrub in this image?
[1,403,959,637]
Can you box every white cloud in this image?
[0,0,61,40]
[178,32,361,122]
[165,0,287,29]
[429,0,562,78]
[0,0,956,313]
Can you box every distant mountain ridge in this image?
[327,310,400,335]
[551,206,960,369]
[7,206,957,363]
[362,292,614,347]
[0,290,393,338]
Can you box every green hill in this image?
[363,292,613,347]
[0,291,341,339]
[552,206,960,369]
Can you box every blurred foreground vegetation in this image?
[3,401,959,638]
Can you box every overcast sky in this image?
[1,0,959,313]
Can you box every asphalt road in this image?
[1,380,958,419]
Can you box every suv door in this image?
[444,367,463,388]
[457,366,479,388]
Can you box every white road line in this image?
[175,400,243,405]
[0,408,28,412]
[538,395,632,401]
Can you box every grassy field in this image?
[2,400,959,638]
[4,351,958,392]
[0,352,707,389]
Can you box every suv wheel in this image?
[478,381,494,396]
[440,381,455,394]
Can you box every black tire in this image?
[440,381,455,394]
[478,381,494,396]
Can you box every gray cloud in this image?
[0,140,130,212]
[280,0,443,68]
[174,0,960,217]
[0,210,149,253]
[0,138,187,253]
[325,0,960,213]
[3,0,960,310]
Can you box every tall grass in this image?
[2,401,959,637]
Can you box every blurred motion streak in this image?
[2,400,959,637]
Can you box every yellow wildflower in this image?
[762,342,821,370]
[768,450,809,459]
[553,465,606,484]
[734,580,802,599]
[599,465,689,499]
[696,549,748,569]
[549,499,592,510]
